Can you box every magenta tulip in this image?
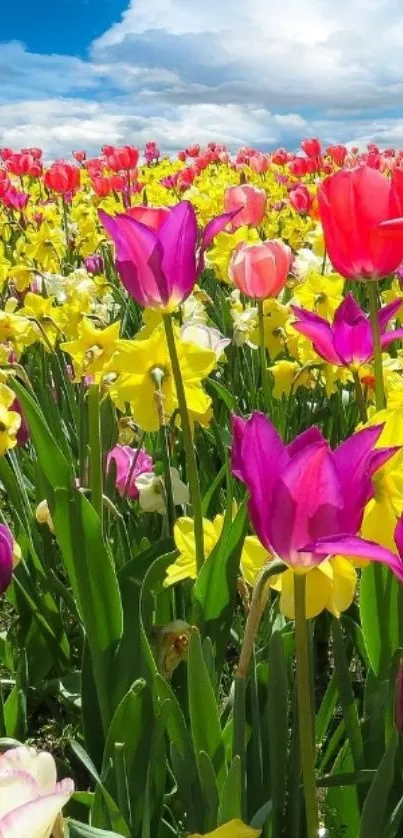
[99,202,237,309]
[232,413,403,578]
[291,294,403,367]
[106,445,154,499]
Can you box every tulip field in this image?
[3,138,403,837]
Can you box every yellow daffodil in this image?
[293,271,344,320]
[0,384,21,455]
[165,514,268,587]
[251,299,290,360]
[108,324,216,432]
[61,318,121,378]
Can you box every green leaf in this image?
[67,822,124,838]
[360,565,402,679]
[12,379,72,487]
[93,680,155,836]
[360,733,398,838]
[193,502,247,666]
[218,756,242,825]
[188,628,226,792]
[198,750,219,831]
[70,740,129,837]
[53,487,123,730]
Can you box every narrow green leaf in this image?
[360,733,398,838]
[218,756,242,825]
[188,628,226,792]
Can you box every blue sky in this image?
[2,0,403,157]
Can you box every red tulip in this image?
[0,148,13,161]
[0,170,10,199]
[186,145,200,158]
[229,239,292,299]
[110,174,126,192]
[44,163,80,194]
[272,148,288,165]
[301,137,322,159]
[73,150,87,163]
[177,150,187,162]
[326,144,347,167]
[92,176,112,198]
[289,184,312,214]
[318,165,403,280]
[288,157,308,177]
[107,146,139,171]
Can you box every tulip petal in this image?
[158,201,198,305]
[0,779,74,838]
[304,534,403,581]
[290,305,341,364]
[378,298,403,331]
[380,328,403,349]
[99,210,167,306]
[231,412,287,548]
[270,441,343,564]
[332,424,384,531]
[202,209,240,250]
[287,426,324,456]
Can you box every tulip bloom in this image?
[44,162,80,195]
[232,414,403,580]
[0,745,74,837]
[224,184,267,230]
[106,445,154,498]
[0,524,20,594]
[229,240,292,299]
[99,202,236,310]
[318,166,403,280]
[291,293,403,367]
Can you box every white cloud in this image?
[1,0,403,156]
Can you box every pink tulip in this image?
[224,184,267,230]
[229,239,292,299]
[0,746,74,837]
[249,153,269,174]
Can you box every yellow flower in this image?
[251,299,290,360]
[165,514,268,587]
[270,360,311,398]
[35,499,55,533]
[0,384,21,455]
[293,271,344,320]
[61,318,121,378]
[109,325,216,433]
[270,559,357,620]
[190,821,261,838]
[7,264,34,293]
[20,293,62,350]
[25,223,64,272]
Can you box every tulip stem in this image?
[368,281,386,410]
[257,300,271,413]
[163,313,204,571]
[294,573,319,838]
[352,370,368,423]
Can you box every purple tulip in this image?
[232,413,403,579]
[106,445,154,498]
[84,254,104,275]
[291,293,403,367]
[0,524,16,594]
[99,202,238,309]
